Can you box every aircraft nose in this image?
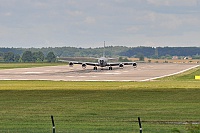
[100,60,104,64]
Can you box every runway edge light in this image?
[195,76,200,80]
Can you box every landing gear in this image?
[109,66,112,70]
[93,66,97,70]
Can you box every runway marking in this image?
[66,76,75,77]
[66,76,97,78]
[24,72,44,74]
[95,73,121,75]
[104,73,121,75]
[84,80,132,82]
[141,65,200,81]
[85,80,117,81]
[2,72,10,73]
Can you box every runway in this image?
[0,63,199,81]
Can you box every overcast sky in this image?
[0,0,200,48]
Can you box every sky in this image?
[0,0,200,48]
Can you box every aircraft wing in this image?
[69,61,99,66]
[107,62,137,67]
[59,60,81,64]
[85,62,99,66]
[122,62,137,65]
[72,61,99,66]
[59,60,98,66]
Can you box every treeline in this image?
[121,47,200,58]
[0,46,129,58]
[1,51,56,63]
[0,46,200,62]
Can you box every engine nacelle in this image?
[82,63,87,69]
[69,62,74,67]
[132,62,137,68]
[119,63,124,68]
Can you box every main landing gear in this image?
[93,66,97,70]
[93,66,113,70]
[109,66,112,70]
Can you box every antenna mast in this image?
[103,41,105,57]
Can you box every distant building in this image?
[172,56,178,60]
[184,56,192,60]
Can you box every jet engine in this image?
[119,63,124,68]
[82,63,87,69]
[132,63,137,68]
[69,62,74,67]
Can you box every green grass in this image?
[0,64,199,132]
[158,66,200,81]
[0,89,199,133]
[0,80,200,90]
[0,80,199,132]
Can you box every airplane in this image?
[60,42,137,70]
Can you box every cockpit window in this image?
[100,60,104,64]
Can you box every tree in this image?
[22,51,33,62]
[38,51,45,62]
[136,53,144,61]
[3,52,15,62]
[118,57,131,62]
[14,54,21,62]
[46,52,56,62]
[32,51,44,62]
[0,52,4,57]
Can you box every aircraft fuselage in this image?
[98,57,108,67]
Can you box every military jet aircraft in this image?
[61,42,137,70]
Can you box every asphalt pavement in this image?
[0,63,198,81]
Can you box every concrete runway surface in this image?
[0,63,199,81]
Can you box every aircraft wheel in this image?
[109,66,112,70]
[94,67,97,70]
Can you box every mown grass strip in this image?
[0,80,200,90]
[158,66,200,81]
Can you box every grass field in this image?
[0,64,199,132]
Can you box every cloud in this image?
[0,0,200,48]
[147,0,198,6]
[84,17,96,24]
[66,10,83,17]
[1,12,12,16]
